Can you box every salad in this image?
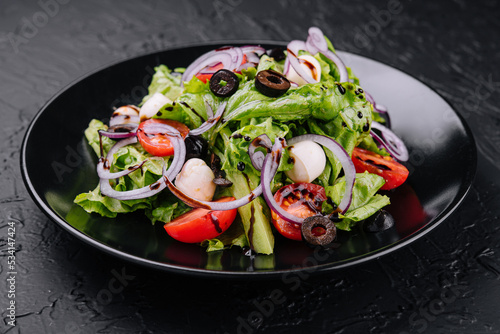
[74,27,409,255]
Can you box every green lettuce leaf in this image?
[74,184,153,218]
[75,119,189,223]
[202,219,249,252]
[323,172,390,230]
[221,117,292,174]
[84,119,115,157]
[141,65,184,104]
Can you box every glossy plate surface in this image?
[21,42,476,278]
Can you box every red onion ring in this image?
[237,62,258,72]
[141,123,186,179]
[303,27,349,83]
[287,134,355,214]
[323,49,348,83]
[365,91,391,128]
[165,177,263,211]
[248,134,272,171]
[286,50,317,84]
[283,40,306,77]
[370,121,409,162]
[98,125,138,139]
[109,114,140,127]
[305,26,327,54]
[287,40,307,55]
[189,101,227,136]
[260,138,307,224]
[181,47,242,86]
[99,125,186,200]
[99,162,169,201]
[97,136,144,179]
[285,40,319,84]
[240,45,266,57]
[239,45,265,70]
[205,100,214,119]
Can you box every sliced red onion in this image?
[283,40,306,77]
[188,101,227,136]
[205,100,214,119]
[109,114,140,127]
[97,136,143,179]
[181,47,242,86]
[287,134,355,214]
[323,49,348,83]
[141,123,182,137]
[99,162,168,201]
[165,177,263,211]
[286,49,317,84]
[287,40,306,54]
[237,62,258,72]
[232,46,244,68]
[100,125,186,200]
[239,45,265,71]
[99,123,138,139]
[303,27,349,83]
[370,121,409,162]
[248,134,272,171]
[260,138,307,224]
[240,45,266,57]
[365,91,391,128]
[305,26,328,54]
[196,64,222,76]
[283,58,291,76]
[141,123,187,179]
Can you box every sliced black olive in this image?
[267,47,286,61]
[212,177,233,187]
[209,69,239,97]
[184,135,208,161]
[362,209,395,233]
[301,215,337,247]
[255,69,291,97]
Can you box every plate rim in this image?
[20,40,478,279]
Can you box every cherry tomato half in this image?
[164,197,237,243]
[195,55,248,83]
[271,183,327,241]
[351,147,409,190]
[137,119,190,157]
[195,63,223,83]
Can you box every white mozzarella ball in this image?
[175,158,216,201]
[140,93,172,122]
[285,55,322,86]
[285,140,326,183]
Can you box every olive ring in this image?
[255,69,291,97]
[301,215,337,247]
[209,69,239,97]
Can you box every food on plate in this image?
[74,27,409,255]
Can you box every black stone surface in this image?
[1,0,500,333]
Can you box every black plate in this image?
[21,42,476,278]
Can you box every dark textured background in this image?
[1,0,500,333]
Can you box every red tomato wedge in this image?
[164,197,237,243]
[137,119,190,157]
[195,63,223,83]
[195,55,248,83]
[352,147,409,190]
[271,183,327,241]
